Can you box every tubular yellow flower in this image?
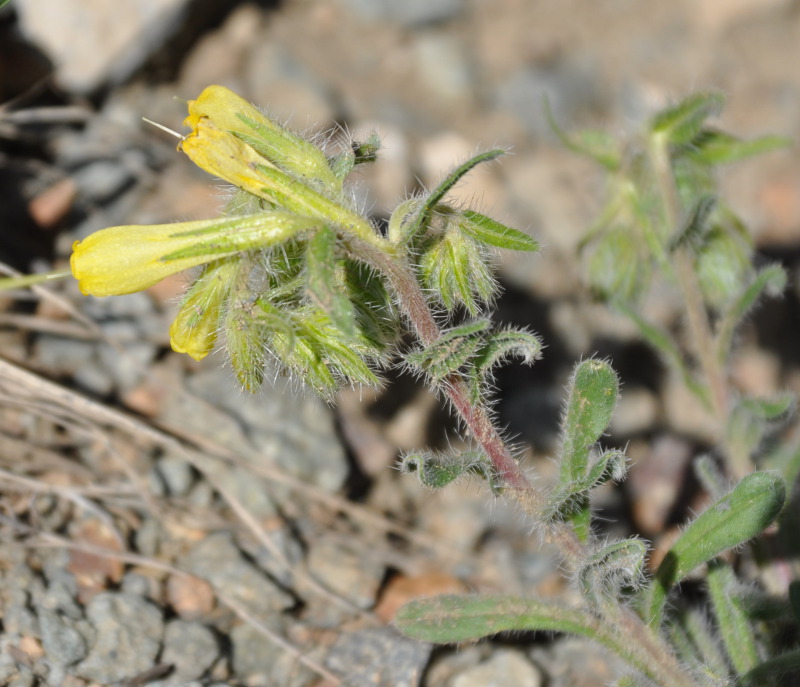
[70,213,320,297]
[185,85,340,196]
[179,117,382,249]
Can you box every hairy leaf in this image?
[645,471,786,626]
[460,210,540,252]
[650,92,725,145]
[707,561,760,676]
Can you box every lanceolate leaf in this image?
[402,150,505,244]
[614,300,709,405]
[460,210,540,252]
[650,92,725,145]
[707,561,760,676]
[716,264,787,363]
[645,471,786,626]
[395,594,693,685]
[686,129,791,166]
[395,594,602,644]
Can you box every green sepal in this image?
[707,560,760,676]
[644,471,786,627]
[343,261,398,349]
[159,213,320,262]
[419,227,496,315]
[328,133,380,181]
[649,92,725,145]
[306,226,357,337]
[686,129,791,166]
[352,132,381,165]
[460,210,540,252]
[399,449,494,490]
[233,113,341,196]
[405,319,491,382]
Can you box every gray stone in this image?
[74,160,134,202]
[75,592,164,683]
[15,0,193,93]
[156,455,195,497]
[306,539,384,612]
[33,337,97,375]
[325,627,431,687]
[180,533,294,623]
[451,649,543,687]
[339,0,463,26]
[161,620,219,681]
[229,622,286,680]
[37,607,87,667]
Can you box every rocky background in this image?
[0,1,799,686]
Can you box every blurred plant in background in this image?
[14,86,799,686]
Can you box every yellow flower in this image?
[179,116,382,249]
[70,212,319,297]
[185,85,340,196]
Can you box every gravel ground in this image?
[1,1,799,686]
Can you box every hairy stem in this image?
[649,136,734,465]
[352,239,587,561]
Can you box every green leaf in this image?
[545,98,621,170]
[405,319,491,382]
[559,359,620,484]
[687,129,792,166]
[613,300,709,406]
[395,594,693,685]
[395,594,601,644]
[305,226,357,337]
[741,649,800,686]
[716,264,787,363]
[707,561,760,676]
[650,92,725,145]
[401,150,506,244]
[694,222,753,307]
[460,210,540,252]
[645,471,786,626]
[667,606,730,681]
[467,327,543,404]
